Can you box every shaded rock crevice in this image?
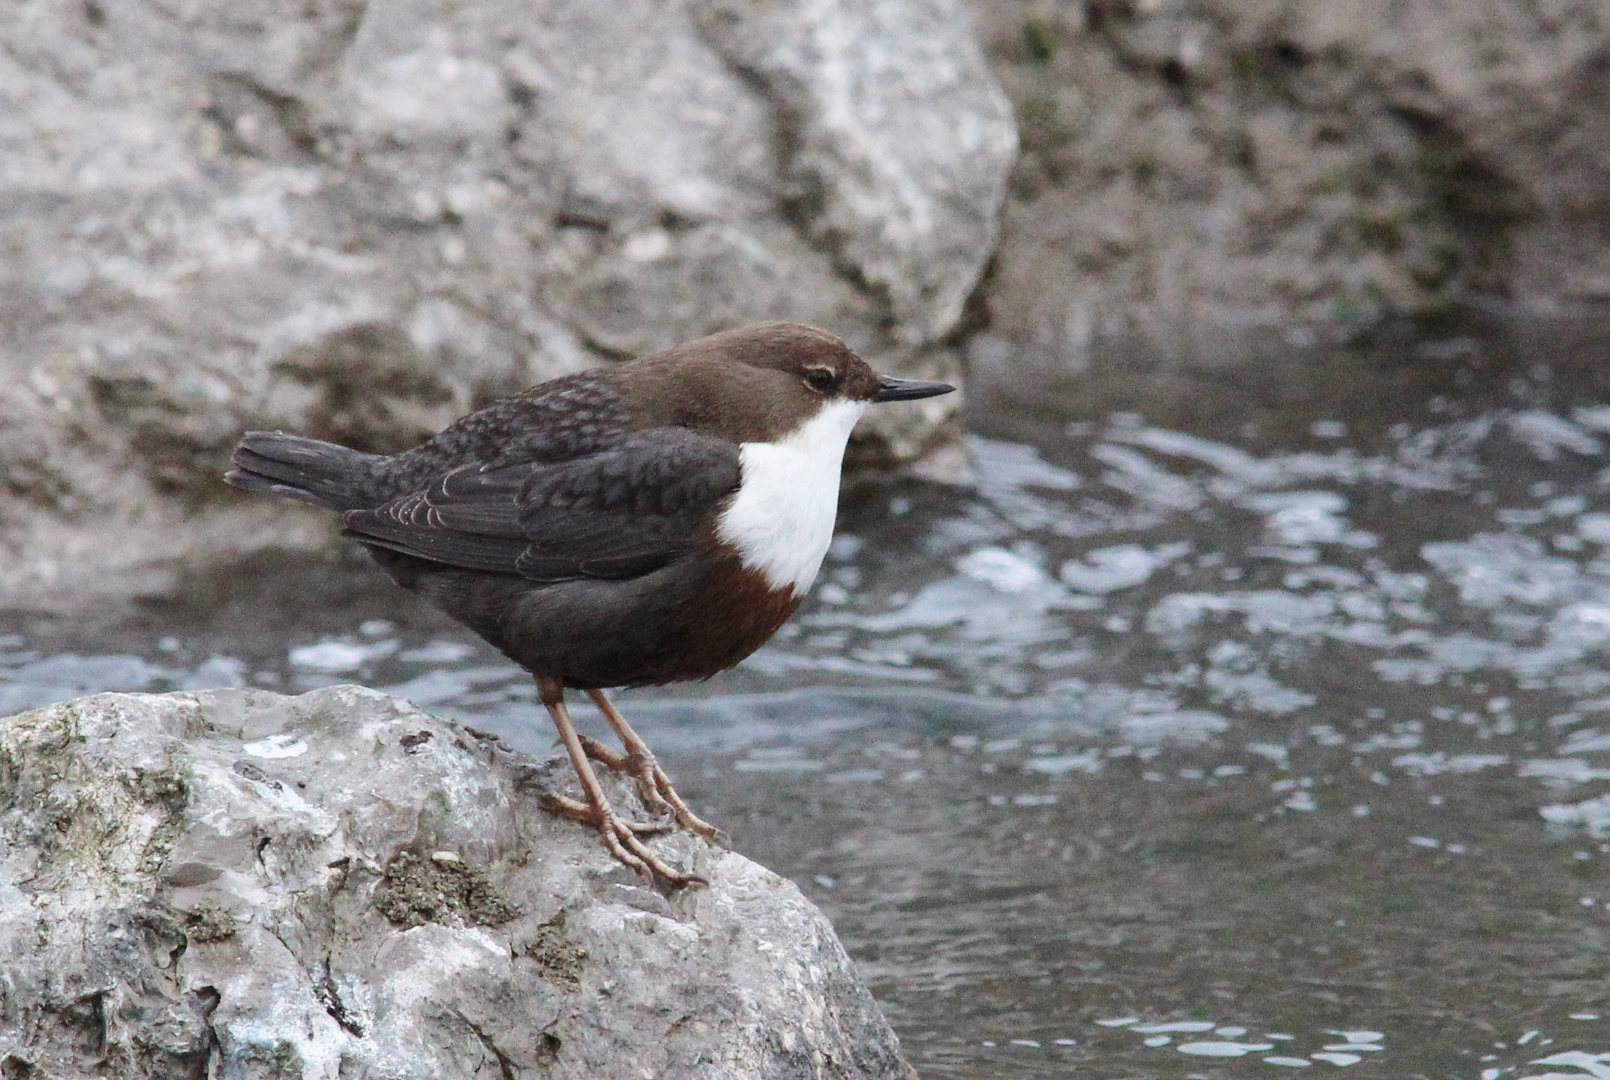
[971,0,1610,366]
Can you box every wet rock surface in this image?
[0,0,1013,611]
[0,685,915,1079]
[970,1,1610,362]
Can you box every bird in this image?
[224,322,954,885]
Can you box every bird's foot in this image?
[538,791,670,835]
[539,790,704,886]
[577,735,670,813]
[579,735,729,847]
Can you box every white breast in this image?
[715,399,868,596]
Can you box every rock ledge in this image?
[0,686,914,1079]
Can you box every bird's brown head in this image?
[635,322,954,444]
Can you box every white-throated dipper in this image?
[225,322,954,884]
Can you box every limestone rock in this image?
[0,0,1014,611]
[0,687,915,1079]
[971,0,1610,365]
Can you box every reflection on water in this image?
[6,322,1610,1077]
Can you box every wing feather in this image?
[341,429,741,582]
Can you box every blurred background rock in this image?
[0,0,1016,610]
[973,0,1610,365]
[4,0,1609,612]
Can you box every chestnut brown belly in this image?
[638,555,803,685]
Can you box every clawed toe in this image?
[580,692,723,844]
[579,735,719,840]
[656,783,724,843]
[539,792,700,884]
[578,735,673,814]
[538,679,722,887]
[539,791,671,835]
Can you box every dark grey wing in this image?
[381,366,633,494]
[340,428,741,582]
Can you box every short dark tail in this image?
[225,431,384,510]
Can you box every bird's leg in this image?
[584,689,728,845]
[535,677,700,886]
[573,735,664,809]
[536,789,671,835]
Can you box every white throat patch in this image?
[716,399,867,596]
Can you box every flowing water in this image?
[7,320,1610,1078]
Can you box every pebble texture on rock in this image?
[0,0,1015,611]
[0,687,916,1079]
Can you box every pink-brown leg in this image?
[537,789,670,836]
[535,677,702,886]
[575,735,662,810]
[584,688,728,845]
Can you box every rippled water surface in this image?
[8,323,1610,1078]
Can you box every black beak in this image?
[873,375,956,402]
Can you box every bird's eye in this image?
[804,368,835,393]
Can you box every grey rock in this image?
[0,0,1014,612]
[694,0,1017,347]
[0,686,916,1079]
[971,0,1610,365]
